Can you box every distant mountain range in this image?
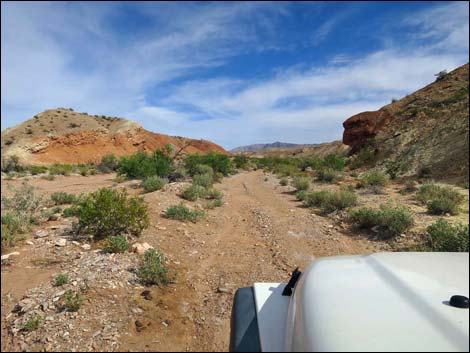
[230,141,318,153]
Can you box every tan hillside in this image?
[1,108,227,165]
[343,63,469,182]
[248,140,349,158]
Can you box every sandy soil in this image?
[1,171,468,351]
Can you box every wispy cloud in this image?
[1,1,468,149]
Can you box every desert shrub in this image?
[418,166,432,178]
[194,164,214,177]
[63,206,79,218]
[348,146,376,169]
[137,249,171,286]
[323,153,346,171]
[1,155,24,173]
[1,182,42,231]
[292,176,310,191]
[53,273,69,287]
[193,173,213,188]
[28,165,48,175]
[316,168,339,183]
[181,185,206,201]
[41,174,55,181]
[102,235,129,253]
[22,315,43,332]
[63,290,84,312]
[205,198,224,209]
[184,153,232,176]
[165,204,205,222]
[117,146,173,179]
[140,176,166,193]
[233,154,249,169]
[75,188,149,239]
[1,213,23,234]
[49,164,74,176]
[416,183,464,205]
[51,192,77,205]
[305,189,357,213]
[205,188,222,200]
[400,180,418,194]
[426,219,468,252]
[295,190,308,201]
[427,197,460,215]
[98,154,119,173]
[273,163,300,177]
[76,164,96,176]
[214,172,224,183]
[1,225,14,252]
[359,170,389,188]
[350,203,413,238]
[279,177,289,186]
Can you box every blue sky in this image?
[1,1,469,149]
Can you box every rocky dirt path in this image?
[2,171,389,352]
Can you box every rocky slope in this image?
[1,109,227,165]
[343,63,469,182]
[249,140,349,158]
[231,141,318,153]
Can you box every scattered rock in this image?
[81,244,91,250]
[140,290,152,301]
[34,229,49,238]
[132,242,153,255]
[55,239,67,247]
[1,252,20,261]
[217,287,229,294]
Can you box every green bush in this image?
[204,198,224,209]
[400,180,418,194]
[137,249,171,286]
[295,190,308,201]
[63,206,79,218]
[350,203,414,238]
[49,164,74,176]
[193,173,213,188]
[75,188,149,239]
[305,189,357,213]
[348,146,376,169]
[416,183,464,205]
[205,188,222,200]
[51,192,77,205]
[117,146,173,179]
[76,164,96,176]
[41,174,55,181]
[102,235,129,253]
[22,315,43,332]
[292,176,310,191]
[193,164,214,177]
[359,170,389,188]
[279,177,289,186]
[426,219,468,252]
[165,204,205,222]
[316,168,339,183]
[53,273,69,287]
[28,165,48,175]
[323,153,346,171]
[233,154,249,169]
[1,213,23,234]
[140,176,166,193]
[1,224,14,252]
[181,185,207,201]
[427,197,460,215]
[98,154,119,173]
[63,290,84,312]
[184,153,232,176]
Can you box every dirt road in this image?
[1,171,391,351]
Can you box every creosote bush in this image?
[425,219,468,252]
[22,315,43,332]
[181,185,206,201]
[292,176,310,191]
[140,176,166,193]
[305,189,357,213]
[295,190,308,201]
[102,235,129,253]
[193,173,213,188]
[75,188,149,240]
[51,192,77,205]
[359,169,389,189]
[279,177,288,186]
[316,168,339,183]
[98,154,118,173]
[416,183,464,215]
[165,204,205,222]
[117,145,173,179]
[349,203,414,238]
[137,249,171,286]
[53,273,69,287]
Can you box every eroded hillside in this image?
[1,109,227,165]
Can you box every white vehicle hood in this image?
[254,252,469,352]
